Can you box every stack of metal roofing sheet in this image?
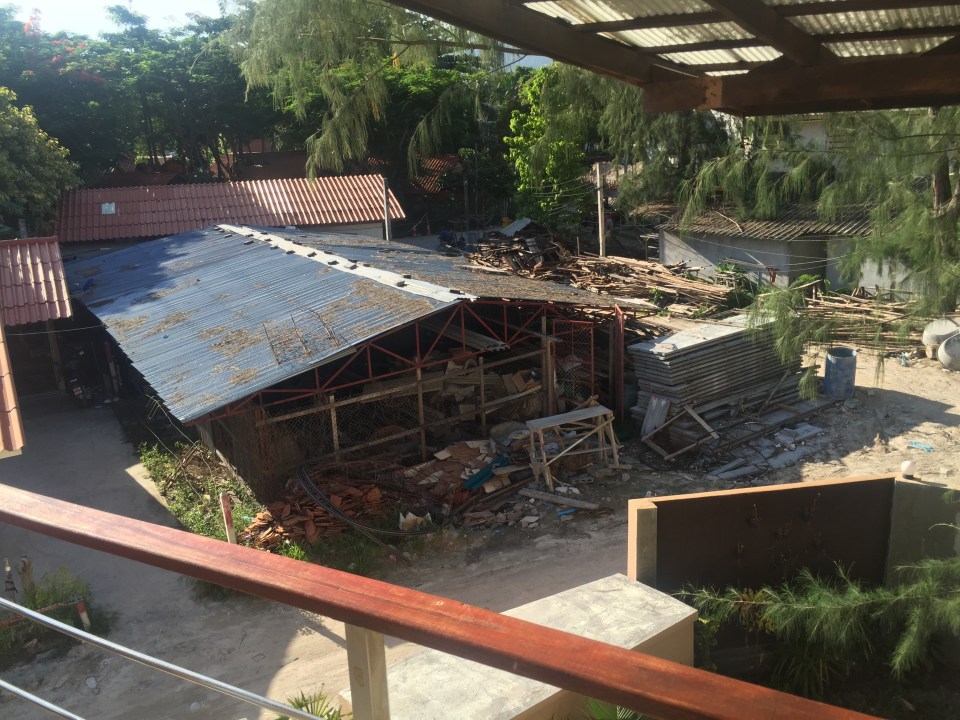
[628,315,801,427]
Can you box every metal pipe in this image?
[0,678,86,720]
[0,597,326,720]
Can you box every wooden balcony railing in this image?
[0,484,878,720]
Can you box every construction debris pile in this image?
[805,287,918,350]
[241,420,614,546]
[630,315,803,460]
[469,241,730,313]
[471,235,565,273]
[240,473,399,551]
[567,256,730,312]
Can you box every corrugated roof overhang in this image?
[383,1,960,115]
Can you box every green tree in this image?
[0,86,77,237]
[504,65,595,226]
[236,0,507,178]
[0,6,138,182]
[686,544,960,698]
[503,63,729,227]
[680,111,960,315]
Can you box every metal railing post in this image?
[345,623,391,720]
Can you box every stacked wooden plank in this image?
[805,289,918,350]
[466,249,730,311]
[570,256,730,309]
[629,316,801,432]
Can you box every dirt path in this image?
[0,351,957,719]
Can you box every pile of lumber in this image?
[806,289,918,350]
[471,236,562,273]
[467,249,730,312]
[568,256,730,309]
[629,316,802,457]
[240,480,395,551]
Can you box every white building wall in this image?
[659,230,795,287]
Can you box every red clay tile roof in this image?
[0,323,24,454]
[57,175,406,243]
[410,154,462,196]
[0,237,72,327]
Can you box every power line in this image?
[4,323,105,337]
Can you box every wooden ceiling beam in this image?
[643,53,960,115]
[573,1,951,35]
[380,0,693,84]
[641,38,766,56]
[701,0,835,65]
[638,25,960,57]
[575,11,722,34]
[820,24,960,44]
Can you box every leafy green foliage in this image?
[819,109,960,314]
[586,700,647,720]
[0,5,279,182]
[237,0,506,178]
[276,687,348,720]
[0,86,76,237]
[138,443,262,542]
[0,567,92,661]
[504,63,729,229]
[504,65,594,227]
[680,111,960,316]
[684,548,960,697]
[746,278,835,399]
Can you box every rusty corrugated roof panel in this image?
[57,176,406,243]
[0,237,73,327]
[660,205,872,241]
[0,322,24,454]
[64,226,461,423]
[265,227,622,307]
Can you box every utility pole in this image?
[595,163,606,257]
[382,176,393,242]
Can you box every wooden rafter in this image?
[643,52,960,115]
[384,0,960,114]
[574,2,958,34]
[382,0,693,85]
[639,25,960,57]
[702,0,834,66]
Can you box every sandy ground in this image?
[0,350,957,719]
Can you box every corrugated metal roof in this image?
[65,224,619,422]
[0,322,24,454]
[66,228,464,422]
[661,205,872,242]
[0,237,73,327]
[65,226,460,423]
[525,0,960,73]
[259,227,621,307]
[57,176,405,243]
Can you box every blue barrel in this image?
[823,347,857,399]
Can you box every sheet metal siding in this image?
[58,176,405,243]
[0,322,24,453]
[66,227,451,423]
[268,229,621,307]
[0,237,73,327]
